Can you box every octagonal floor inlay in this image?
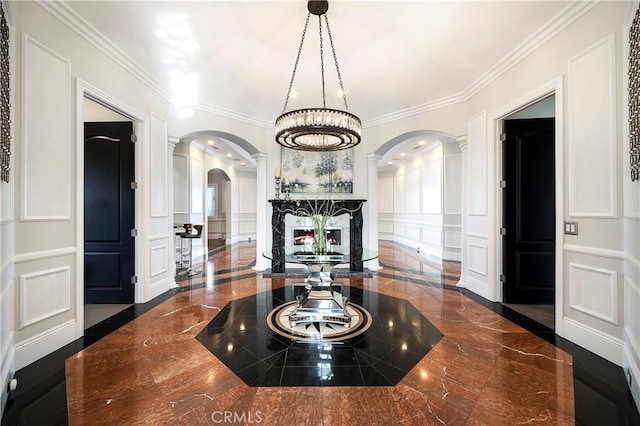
[196,285,443,387]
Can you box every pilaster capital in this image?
[168,136,179,151]
[456,135,468,151]
[366,153,382,164]
[252,152,268,164]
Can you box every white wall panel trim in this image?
[149,234,170,241]
[20,35,72,222]
[468,243,487,276]
[19,266,71,328]
[563,244,625,260]
[569,262,619,325]
[150,244,168,277]
[568,34,617,218]
[14,247,76,264]
[466,232,488,239]
[150,113,168,218]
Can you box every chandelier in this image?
[275,0,361,152]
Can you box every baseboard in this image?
[14,320,76,370]
[563,317,623,366]
[624,329,640,412]
[0,334,15,419]
[148,277,172,302]
[465,275,490,300]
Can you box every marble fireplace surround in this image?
[269,199,366,273]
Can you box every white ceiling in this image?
[64,0,576,166]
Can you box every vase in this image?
[314,224,327,254]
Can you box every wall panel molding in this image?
[19,266,71,329]
[563,244,625,260]
[14,319,76,370]
[569,262,618,325]
[20,35,71,221]
[150,113,168,218]
[13,247,76,264]
[150,244,168,277]
[468,111,487,215]
[563,317,623,365]
[568,34,617,218]
[468,243,487,276]
[173,154,189,214]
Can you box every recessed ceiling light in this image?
[418,140,425,146]
[226,153,232,158]
[387,161,393,165]
[400,152,406,157]
[240,162,245,166]
[207,140,214,145]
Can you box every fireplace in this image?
[269,199,366,273]
[292,227,342,246]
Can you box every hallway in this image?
[2,242,638,424]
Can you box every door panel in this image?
[84,122,135,304]
[503,118,555,304]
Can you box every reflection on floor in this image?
[504,303,555,330]
[2,241,639,425]
[84,304,132,329]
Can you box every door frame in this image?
[75,78,148,335]
[487,77,564,335]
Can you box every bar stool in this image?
[177,224,203,276]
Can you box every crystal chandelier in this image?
[275,0,361,152]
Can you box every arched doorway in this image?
[206,168,231,252]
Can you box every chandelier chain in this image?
[319,15,326,108]
[282,12,312,114]
[324,14,349,111]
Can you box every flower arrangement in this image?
[282,197,361,254]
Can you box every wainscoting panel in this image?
[468,243,487,276]
[150,243,168,277]
[444,230,462,250]
[569,262,618,325]
[394,174,406,214]
[378,220,394,235]
[568,35,616,218]
[173,154,188,214]
[405,168,421,214]
[421,159,442,214]
[19,266,71,329]
[444,154,462,214]
[21,36,71,221]
[190,157,204,214]
[150,113,168,218]
[468,111,487,215]
[378,174,394,213]
[421,227,443,247]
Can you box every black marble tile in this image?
[280,367,323,387]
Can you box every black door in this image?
[503,118,555,304]
[84,122,135,303]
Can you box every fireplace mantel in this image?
[269,199,366,273]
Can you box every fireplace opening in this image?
[292,227,342,246]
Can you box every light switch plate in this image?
[564,221,578,235]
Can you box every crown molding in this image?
[363,1,599,129]
[191,99,272,128]
[37,1,169,100]
[43,0,599,131]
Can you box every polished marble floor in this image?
[2,241,639,425]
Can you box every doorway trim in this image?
[487,77,564,335]
[75,78,148,336]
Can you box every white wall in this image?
[623,1,640,411]
[0,1,15,414]
[7,0,171,369]
[459,0,629,367]
[378,142,462,263]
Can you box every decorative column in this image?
[167,137,179,287]
[457,135,468,288]
[252,153,268,271]
[366,153,383,271]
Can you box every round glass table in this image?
[263,247,378,327]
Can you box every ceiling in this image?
[63,0,576,167]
